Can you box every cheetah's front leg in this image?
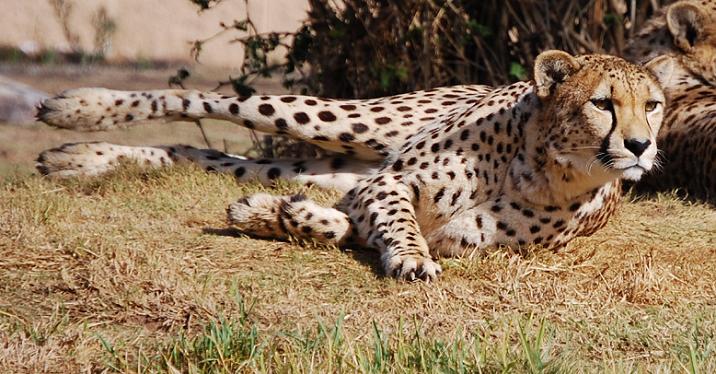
[349,176,442,281]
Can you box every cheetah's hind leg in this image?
[37,141,377,192]
[227,193,353,245]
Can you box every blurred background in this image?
[0,0,675,175]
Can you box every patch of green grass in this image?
[91,301,716,373]
[97,300,565,373]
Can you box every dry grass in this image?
[0,163,715,372]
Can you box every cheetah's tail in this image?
[36,88,207,131]
[36,87,395,160]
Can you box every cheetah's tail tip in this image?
[34,88,130,131]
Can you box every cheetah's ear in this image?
[667,2,705,51]
[534,50,581,98]
[644,55,677,88]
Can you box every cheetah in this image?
[624,0,716,201]
[36,51,667,281]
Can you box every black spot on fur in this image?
[275,118,288,130]
[375,117,391,125]
[290,194,306,202]
[267,168,281,180]
[318,111,337,122]
[229,103,239,115]
[339,133,355,142]
[433,187,446,203]
[294,112,310,124]
[352,123,369,133]
[259,103,275,116]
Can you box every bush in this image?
[191,0,673,99]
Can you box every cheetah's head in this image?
[666,0,716,85]
[627,0,716,86]
[534,51,666,182]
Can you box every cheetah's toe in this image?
[384,254,442,283]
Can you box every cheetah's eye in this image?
[644,100,660,112]
[590,98,613,111]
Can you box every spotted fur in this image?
[37,142,377,192]
[625,0,716,201]
[35,85,487,191]
[37,51,665,281]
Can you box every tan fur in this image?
[625,0,716,200]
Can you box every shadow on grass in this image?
[201,226,384,276]
[624,182,715,208]
[202,226,244,238]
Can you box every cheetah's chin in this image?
[620,166,646,181]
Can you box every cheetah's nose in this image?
[623,138,651,157]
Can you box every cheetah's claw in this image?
[384,254,442,282]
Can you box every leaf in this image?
[189,0,222,11]
[233,19,248,31]
[509,62,527,81]
[467,20,493,38]
[231,78,256,98]
[168,67,191,88]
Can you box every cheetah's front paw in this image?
[383,253,442,282]
[227,193,290,238]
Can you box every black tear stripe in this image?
[598,86,617,167]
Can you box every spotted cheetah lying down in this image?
[36,51,668,281]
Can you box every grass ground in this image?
[1,163,715,373]
[1,65,716,372]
